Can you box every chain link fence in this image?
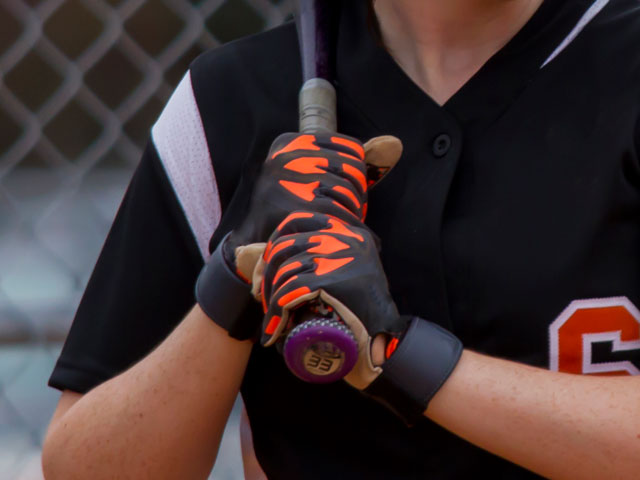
[0,1,295,477]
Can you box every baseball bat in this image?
[282,0,359,384]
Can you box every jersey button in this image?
[432,133,451,157]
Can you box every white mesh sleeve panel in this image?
[152,71,221,261]
[541,0,609,68]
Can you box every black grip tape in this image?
[364,317,463,426]
[195,235,260,340]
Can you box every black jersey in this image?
[50,0,640,478]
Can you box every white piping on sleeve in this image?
[152,71,221,261]
[541,0,609,68]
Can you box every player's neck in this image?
[373,0,544,105]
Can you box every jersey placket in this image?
[336,0,597,342]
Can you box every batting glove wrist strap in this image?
[363,317,463,426]
[196,234,258,340]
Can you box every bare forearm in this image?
[42,305,252,480]
[426,350,640,479]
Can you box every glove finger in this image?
[271,212,331,238]
[317,216,367,243]
[260,173,365,225]
[268,132,364,164]
[309,133,365,163]
[262,271,322,346]
[262,253,316,314]
[268,257,314,294]
[270,213,368,250]
[315,177,366,221]
[262,234,309,279]
[267,133,323,160]
[261,232,322,307]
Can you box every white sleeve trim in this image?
[152,71,221,261]
[541,0,609,68]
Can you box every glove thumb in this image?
[234,243,266,286]
[364,135,403,188]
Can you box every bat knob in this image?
[283,317,358,383]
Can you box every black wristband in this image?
[363,317,463,426]
[195,234,260,340]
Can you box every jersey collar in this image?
[336,0,599,132]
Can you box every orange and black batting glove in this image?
[257,211,463,426]
[223,132,371,262]
[196,133,402,340]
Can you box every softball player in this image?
[43,1,640,478]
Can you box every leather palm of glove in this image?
[254,212,463,426]
[196,132,402,340]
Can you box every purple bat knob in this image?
[283,317,358,383]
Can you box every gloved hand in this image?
[255,212,463,426]
[224,133,368,272]
[255,211,400,348]
[196,133,403,340]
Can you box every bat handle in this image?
[291,47,347,382]
[299,78,337,134]
[283,307,358,383]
